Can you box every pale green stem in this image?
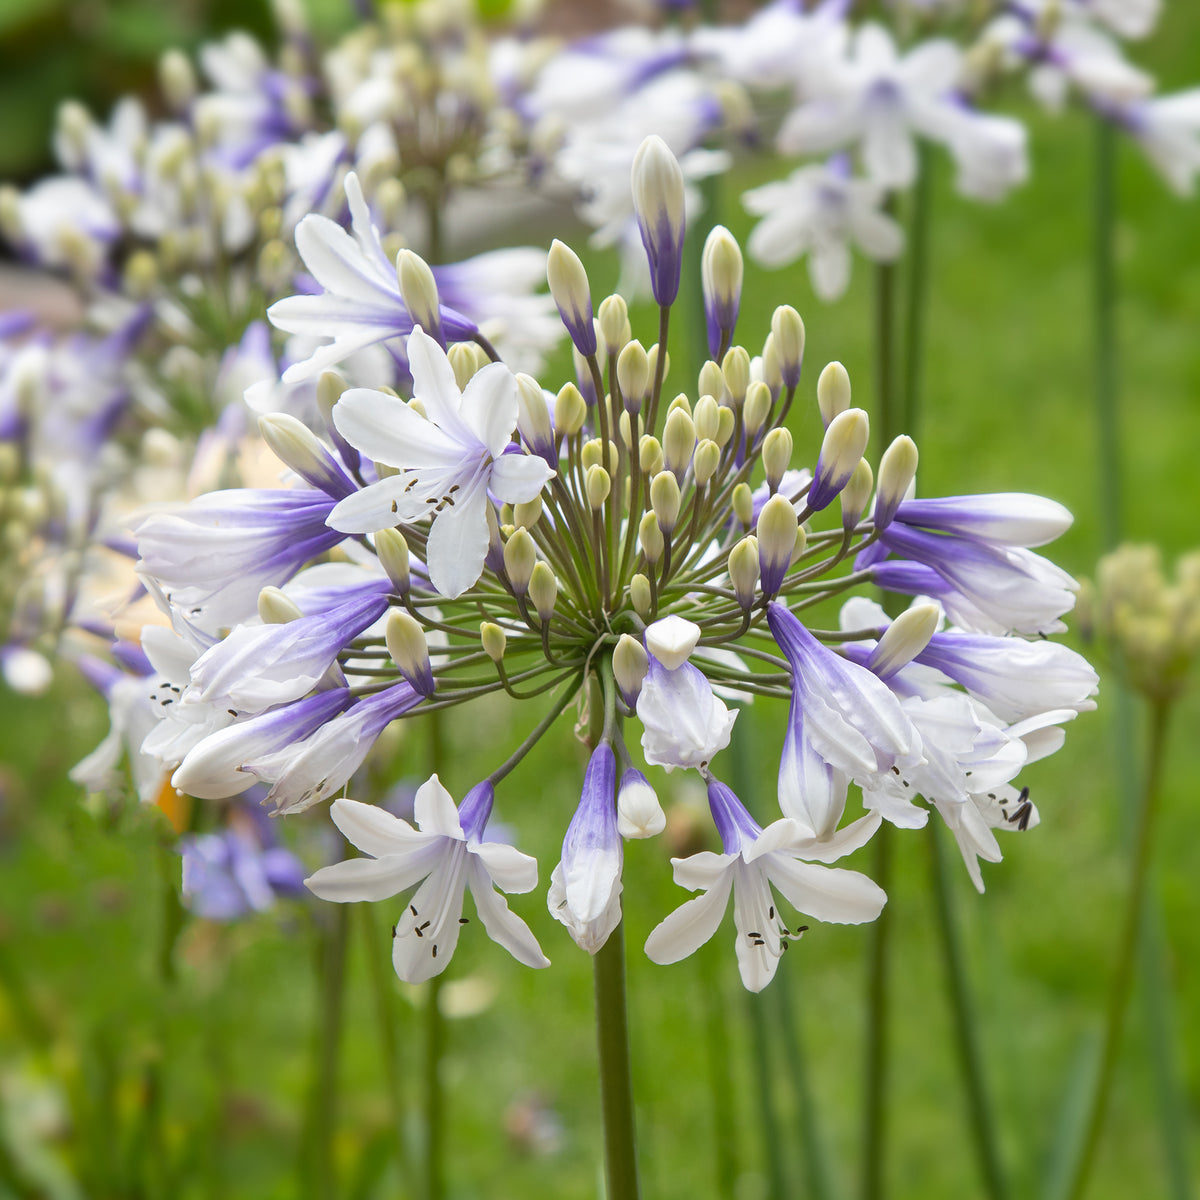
[699,944,739,1200]
[305,903,349,1200]
[362,903,410,1179]
[594,920,640,1200]
[1063,701,1172,1200]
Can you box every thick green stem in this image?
[425,975,445,1200]
[928,823,1009,1200]
[306,903,349,1200]
[362,904,410,1178]
[594,921,640,1200]
[1064,701,1172,1200]
[860,824,893,1200]
[699,945,738,1199]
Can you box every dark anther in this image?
[419,921,431,931]
[459,917,469,925]
[432,944,438,958]
[768,906,775,920]
[227,708,238,716]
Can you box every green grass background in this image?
[2,2,1200,1197]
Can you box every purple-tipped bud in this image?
[809,408,870,511]
[632,135,686,307]
[702,225,743,357]
[547,239,597,357]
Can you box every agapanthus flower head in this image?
[129,140,1091,990]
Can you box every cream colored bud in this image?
[618,770,666,840]
[743,381,772,438]
[721,346,751,407]
[771,305,806,387]
[447,342,479,391]
[317,371,348,427]
[586,464,611,510]
[869,603,941,679]
[667,393,692,417]
[630,573,653,619]
[583,438,618,473]
[375,527,411,593]
[811,408,870,510]
[598,293,630,354]
[702,225,743,347]
[757,494,799,595]
[555,382,587,437]
[258,413,339,492]
[616,410,639,451]
[693,439,721,488]
[698,360,724,402]
[693,394,720,442]
[122,250,158,300]
[481,622,507,662]
[258,586,302,624]
[760,332,783,396]
[396,248,441,335]
[515,373,554,458]
[631,135,685,306]
[761,427,793,491]
[647,342,667,384]
[650,471,681,534]
[792,524,808,564]
[529,561,558,621]
[547,238,595,355]
[639,435,664,476]
[514,496,543,529]
[715,406,736,448]
[875,435,919,529]
[817,361,852,427]
[639,510,665,563]
[159,48,197,111]
[617,339,649,411]
[732,482,753,528]
[841,459,874,530]
[613,634,649,702]
[663,407,696,479]
[387,610,433,693]
[503,527,537,594]
[728,536,760,609]
[406,396,426,419]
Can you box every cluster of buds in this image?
[125,137,1096,992]
[1078,543,1200,702]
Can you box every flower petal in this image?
[644,870,734,964]
[468,859,550,968]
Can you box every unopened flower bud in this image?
[760,332,783,397]
[555,382,587,437]
[613,634,649,706]
[771,305,805,388]
[728,537,759,609]
[598,293,630,354]
[646,614,701,669]
[258,412,350,497]
[630,573,652,619]
[618,410,644,451]
[693,394,720,442]
[732,482,753,528]
[698,360,724,402]
[631,134,685,305]
[529,561,558,621]
[742,380,772,438]
[663,408,696,480]
[810,408,870,511]
[639,435,663,476]
[757,494,798,595]
[547,238,596,356]
[792,524,808,565]
[761,427,793,492]
[618,769,665,839]
[447,342,479,390]
[159,48,197,111]
[875,435,919,531]
[387,610,435,696]
[702,224,743,358]
[650,470,681,534]
[317,370,348,423]
[406,396,426,419]
[503,527,537,594]
[693,439,720,488]
[715,406,736,448]
[648,343,667,384]
[869,603,941,680]
[721,346,750,407]
[258,586,302,624]
[514,496,543,529]
[516,373,555,466]
[617,339,649,413]
[817,361,852,427]
[841,459,874,531]
[586,464,611,510]
[396,248,441,341]
[375,527,411,593]
[481,621,507,662]
[639,511,665,563]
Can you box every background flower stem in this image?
[594,919,640,1200]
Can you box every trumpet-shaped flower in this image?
[305,779,550,984]
[636,653,737,772]
[328,326,554,598]
[645,777,885,992]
